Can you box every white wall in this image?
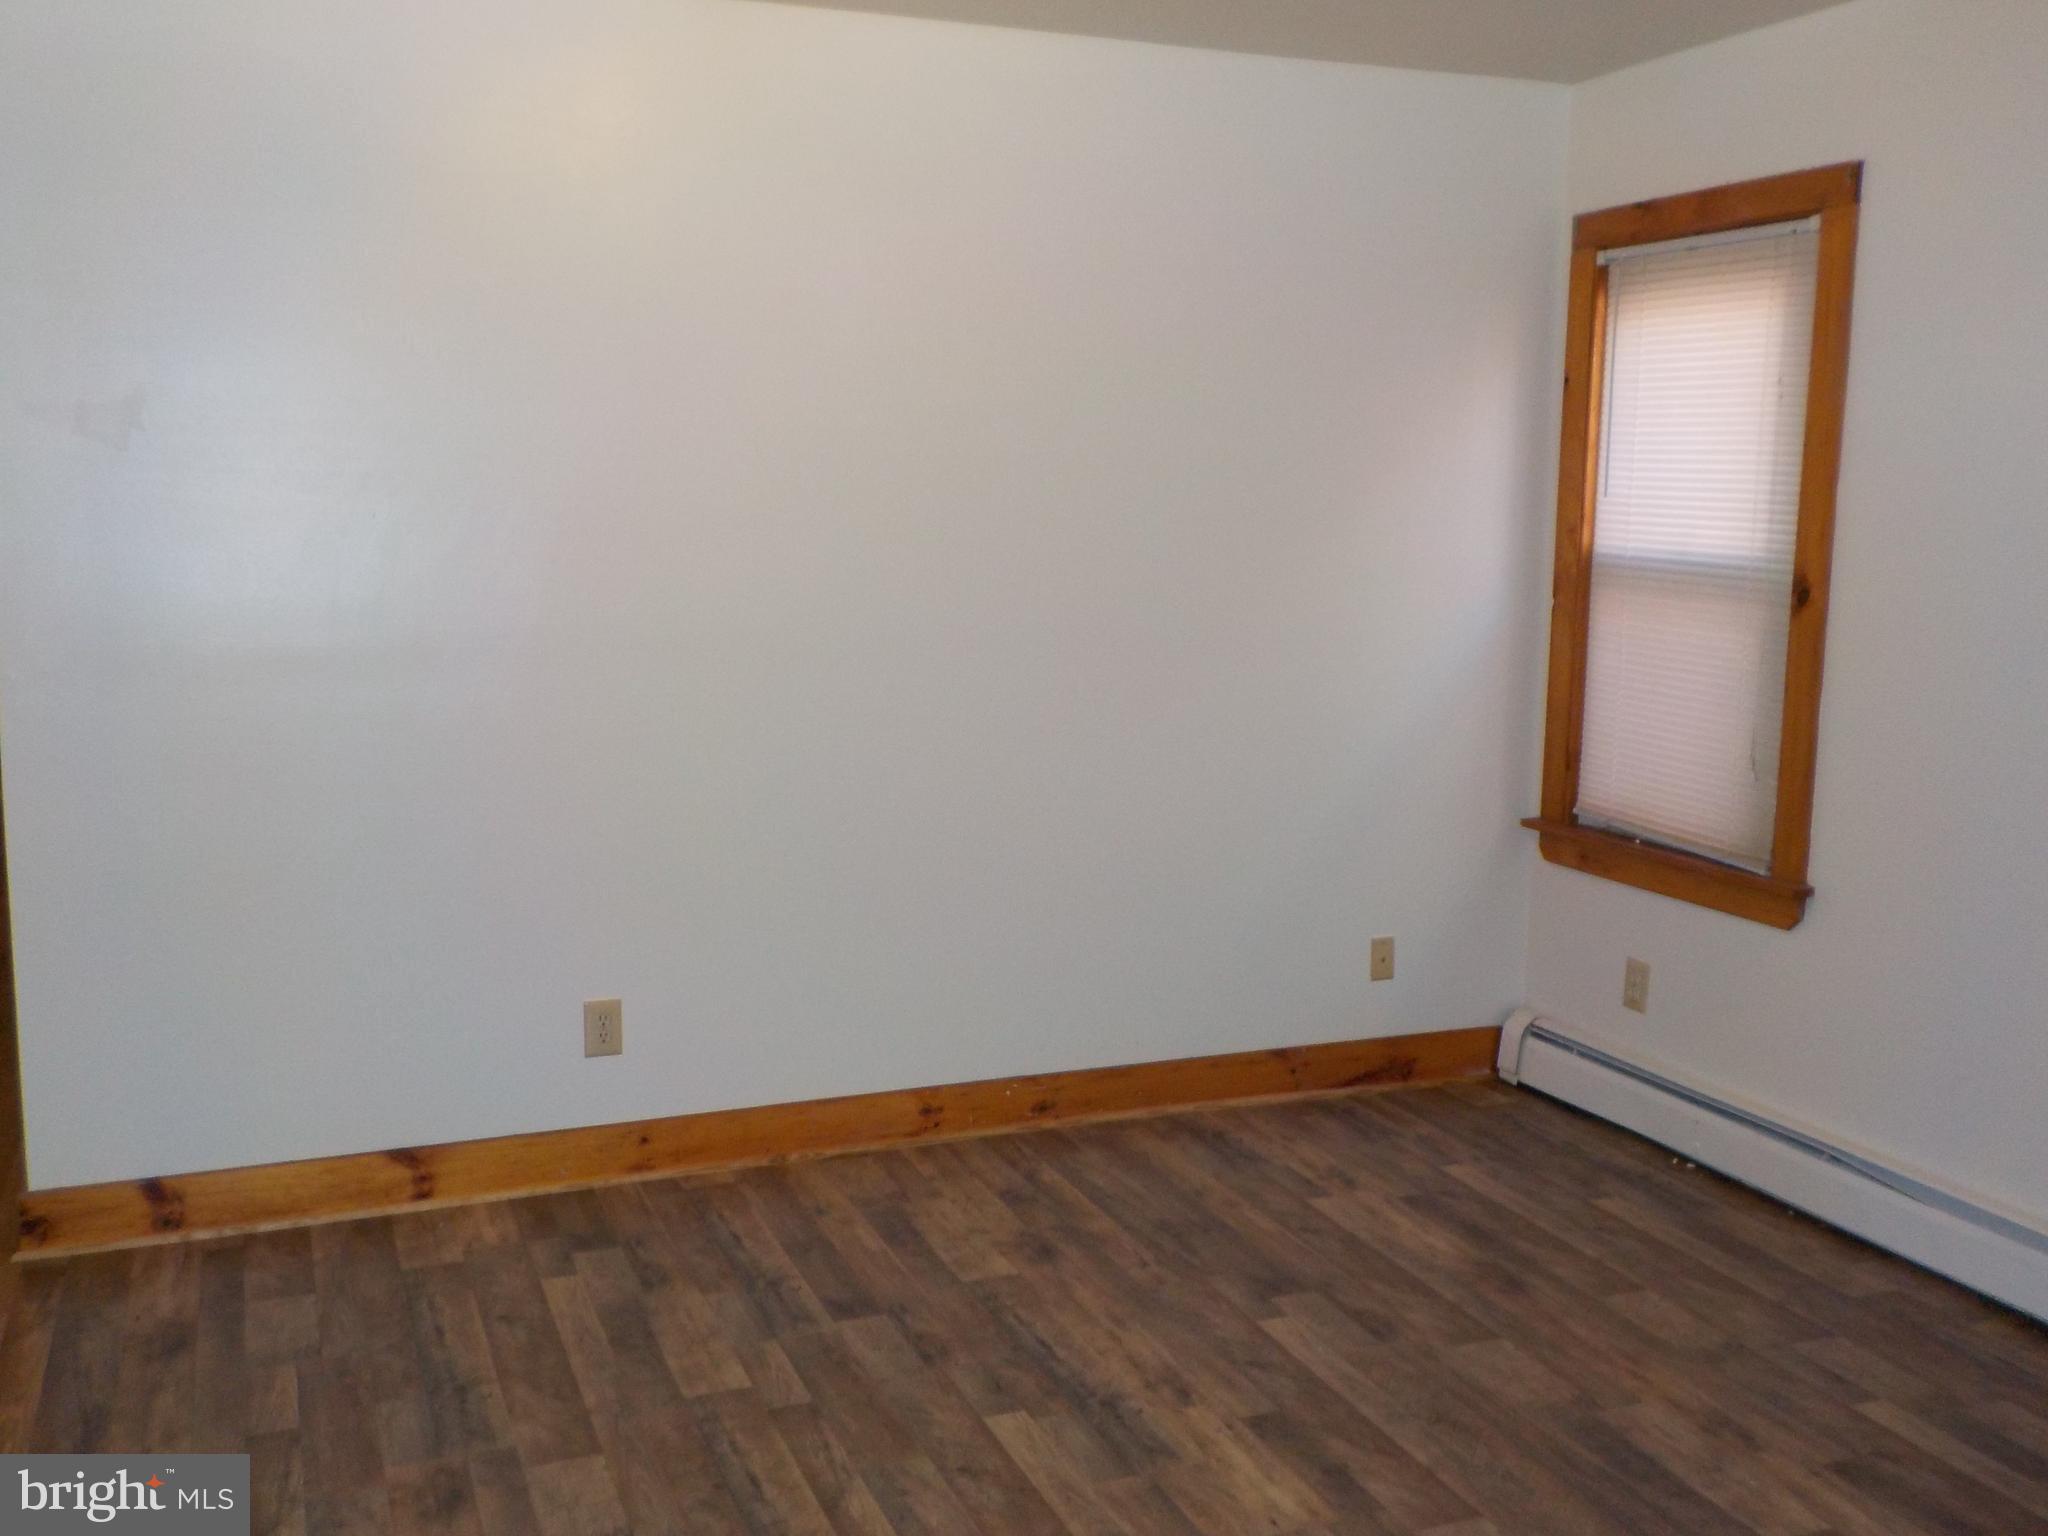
[1529,0,2048,1230]
[0,0,1566,1186]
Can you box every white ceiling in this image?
[753,0,1852,82]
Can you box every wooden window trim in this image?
[1526,162,1862,931]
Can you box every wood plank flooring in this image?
[3,1080,2045,1535]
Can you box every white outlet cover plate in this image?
[584,998,623,1057]
[1622,960,1650,1013]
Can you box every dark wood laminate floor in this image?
[4,1081,2046,1536]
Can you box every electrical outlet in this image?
[1369,936,1395,982]
[583,998,623,1057]
[1622,958,1650,1014]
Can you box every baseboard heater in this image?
[1498,1011,2048,1322]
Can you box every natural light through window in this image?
[1575,220,1820,870]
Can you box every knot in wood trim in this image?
[140,1178,187,1232]
[388,1148,436,1202]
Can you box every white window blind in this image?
[1575,219,1820,871]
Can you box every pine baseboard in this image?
[17,1026,1500,1257]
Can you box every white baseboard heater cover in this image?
[1498,1011,2048,1323]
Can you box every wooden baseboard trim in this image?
[16,1026,1498,1258]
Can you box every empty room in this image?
[1,0,2044,1531]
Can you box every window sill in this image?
[1520,818,1812,930]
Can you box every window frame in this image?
[1524,163,1863,930]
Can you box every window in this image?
[1526,164,1862,929]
